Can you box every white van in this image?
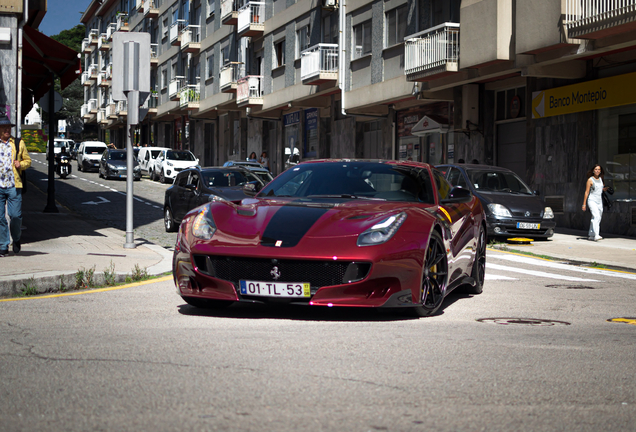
[138,146,169,178]
[77,141,107,172]
[46,138,74,160]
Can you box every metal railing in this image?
[88,64,99,78]
[81,71,90,85]
[150,43,158,60]
[82,38,90,52]
[116,13,129,31]
[144,0,158,15]
[97,108,107,123]
[107,23,117,40]
[221,0,237,20]
[81,104,89,117]
[106,103,116,118]
[170,19,188,44]
[179,84,200,107]
[97,71,109,86]
[237,1,264,33]
[236,75,263,104]
[181,24,201,45]
[88,99,98,113]
[565,0,636,37]
[404,23,460,76]
[116,100,128,115]
[220,62,245,88]
[148,93,159,109]
[301,43,338,81]
[169,76,186,98]
[89,29,99,44]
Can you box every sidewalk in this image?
[0,183,174,297]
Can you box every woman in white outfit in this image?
[582,164,609,241]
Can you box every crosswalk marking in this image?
[487,263,599,282]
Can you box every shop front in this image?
[397,103,453,165]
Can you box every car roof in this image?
[438,163,514,173]
[296,158,434,169]
[81,141,107,146]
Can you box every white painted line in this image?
[489,253,636,280]
[485,274,517,280]
[486,263,599,282]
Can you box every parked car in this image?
[222,160,265,169]
[222,160,274,185]
[137,146,168,178]
[77,141,107,172]
[437,163,555,239]
[46,138,74,160]
[172,159,486,316]
[98,148,142,181]
[152,149,200,183]
[70,142,81,160]
[164,166,264,232]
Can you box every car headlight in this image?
[192,206,216,240]
[543,207,554,219]
[357,212,406,246]
[209,195,226,202]
[167,161,174,167]
[108,164,116,170]
[487,203,512,218]
[134,166,141,172]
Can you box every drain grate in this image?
[546,284,597,290]
[477,318,571,326]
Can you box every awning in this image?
[410,115,450,136]
[21,25,81,106]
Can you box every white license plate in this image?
[517,222,540,229]
[239,280,311,298]
[121,174,127,178]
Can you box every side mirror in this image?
[533,190,540,196]
[440,186,472,204]
[243,181,263,197]
[185,183,197,192]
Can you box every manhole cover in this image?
[607,318,636,325]
[477,318,571,326]
[546,284,598,290]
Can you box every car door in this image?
[186,170,208,213]
[99,150,108,175]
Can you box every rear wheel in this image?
[77,162,82,172]
[413,230,448,317]
[160,169,167,184]
[164,206,177,232]
[465,226,486,294]
[182,296,233,309]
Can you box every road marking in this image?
[487,263,599,282]
[489,253,636,280]
[82,196,110,205]
[485,274,517,280]
[607,318,636,325]
[0,276,173,302]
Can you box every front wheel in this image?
[160,170,167,184]
[465,226,486,294]
[164,206,177,232]
[413,230,448,317]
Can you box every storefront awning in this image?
[410,115,449,136]
[21,25,81,105]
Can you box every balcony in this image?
[565,0,636,39]
[237,2,264,38]
[89,29,99,45]
[169,76,186,100]
[136,0,143,11]
[82,38,90,54]
[404,23,460,82]
[301,43,338,85]
[179,84,200,110]
[151,43,159,67]
[97,108,108,124]
[221,0,239,25]
[170,20,187,46]
[148,93,159,113]
[116,100,127,116]
[107,103,117,119]
[88,98,98,114]
[88,64,99,80]
[236,75,263,107]
[144,0,159,19]
[98,71,110,87]
[106,23,117,41]
[220,62,244,92]
[116,13,129,32]
[81,71,91,86]
[181,25,201,54]
[98,33,110,51]
[81,104,90,118]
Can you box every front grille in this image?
[193,255,370,293]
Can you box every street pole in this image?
[43,81,58,213]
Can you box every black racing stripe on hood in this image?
[261,205,328,247]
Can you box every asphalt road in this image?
[28,153,178,248]
[1,252,635,431]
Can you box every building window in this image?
[274,39,285,68]
[496,87,525,121]
[161,69,167,89]
[207,54,215,80]
[207,0,215,17]
[296,25,310,59]
[163,18,169,38]
[385,5,407,47]
[353,21,371,59]
[598,107,636,201]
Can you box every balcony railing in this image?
[404,23,460,81]
[116,13,129,32]
[169,76,186,100]
[82,38,90,53]
[236,75,263,106]
[181,25,201,52]
[106,103,117,118]
[98,71,110,87]
[301,43,338,83]
[148,93,159,109]
[116,100,127,115]
[170,19,188,45]
[88,98,98,113]
[565,0,636,39]
[237,2,264,36]
[81,71,91,86]
[179,84,200,109]
[150,43,159,66]
[221,0,239,24]
[105,62,113,80]
[97,108,107,123]
[88,63,99,79]
[144,0,159,18]
[106,23,117,41]
[89,29,99,45]
[98,33,110,51]
[220,62,245,92]
[81,104,90,117]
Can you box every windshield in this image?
[86,146,104,154]
[167,150,196,161]
[108,150,127,160]
[467,169,533,194]
[259,162,435,203]
[202,170,255,187]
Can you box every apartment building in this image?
[80,0,636,236]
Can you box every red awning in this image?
[21,25,81,104]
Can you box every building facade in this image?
[80,0,636,237]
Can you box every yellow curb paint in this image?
[485,247,636,275]
[0,275,173,302]
[607,318,636,325]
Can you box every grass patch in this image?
[20,277,38,296]
[103,261,116,286]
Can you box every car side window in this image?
[432,169,452,201]
[447,168,468,188]
[175,173,188,187]
[189,172,200,189]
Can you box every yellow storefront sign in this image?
[532,72,636,119]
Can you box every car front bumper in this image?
[486,216,556,238]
